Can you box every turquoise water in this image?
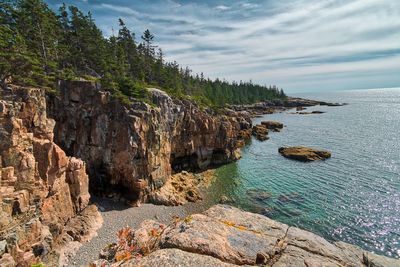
[211,88,400,258]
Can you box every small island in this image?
[278,146,332,162]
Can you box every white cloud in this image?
[215,5,230,11]
[99,3,141,17]
[93,0,400,92]
[240,2,259,9]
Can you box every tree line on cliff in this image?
[0,0,286,106]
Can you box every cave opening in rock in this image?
[88,163,138,202]
[211,149,228,165]
[170,153,199,173]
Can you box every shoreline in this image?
[70,99,400,265]
[69,98,340,266]
[69,197,214,266]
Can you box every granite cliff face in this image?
[48,81,252,204]
[93,205,399,267]
[0,86,100,266]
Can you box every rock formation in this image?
[47,81,252,204]
[261,121,284,132]
[278,146,332,162]
[150,170,215,206]
[0,86,100,266]
[92,205,399,266]
[290,111,326,115]
[229,97,345,117]
[252,124,269,141]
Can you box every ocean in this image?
[210,88,400,258]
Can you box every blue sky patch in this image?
[45,0,400,92]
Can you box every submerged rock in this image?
[219,195,233,204]
[278,146,331,162]
[294,110,326,115]
[94,205,399,266]
[247,189,272,202]
[276,192,304,204]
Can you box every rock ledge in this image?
[92,205,399,267]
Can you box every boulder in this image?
[252,124,269,141]
[278,146,331,161]
[149,170,215,206]
[261,121,283,130]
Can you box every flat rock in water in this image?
[278,146,331,162]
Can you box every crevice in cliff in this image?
[170,153,199,172]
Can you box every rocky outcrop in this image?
[261,121,284,132]
[278,146,332,162]
[47,81,252,204]
[230,97,345,117]
[252,124,269,141]
[150,170,215,206]
[0,86,100,266]
[92,205,399,266]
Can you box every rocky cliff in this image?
[0,86,100,266]
[93,205,400,267]
[48,81,252,204]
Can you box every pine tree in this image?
[139,29,157,83]
[1,0,287,103]
[0,1,43,88]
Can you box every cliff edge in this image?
[48,81,252,204]
[0,86,101,266]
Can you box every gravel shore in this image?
[68,196,212,266]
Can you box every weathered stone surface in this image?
[48,81,251,203]
[363,252,400,267]
[0,253,16,267]
[278,146,332,162]
[95,205,399,266]
[150,170,214,206]
[0,86,100,266]
[160,213,282,265]
[252,124,269,141]
[261,120,284,130]
[120,249,238,267]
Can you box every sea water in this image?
[210,88,400,258]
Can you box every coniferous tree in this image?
[1,0,286,104]
[140,29,156,83]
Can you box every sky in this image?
[45,0,400,93]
